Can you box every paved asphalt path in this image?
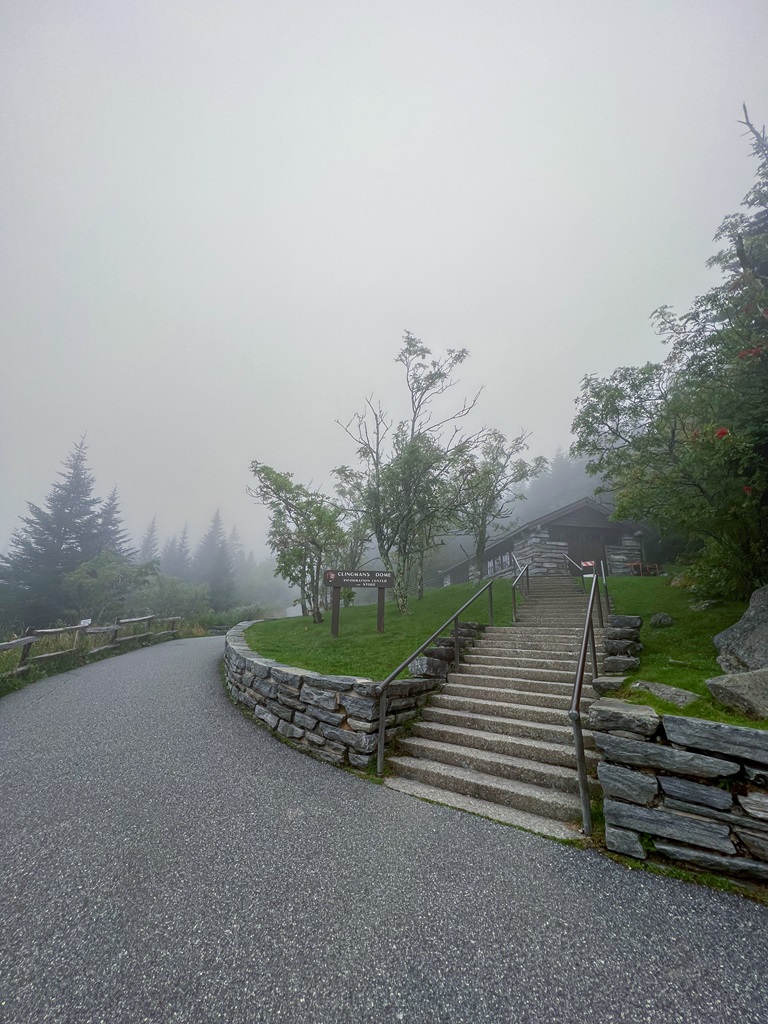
[2,637,767,1024]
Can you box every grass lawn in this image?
[606,575,766,728]
[245,580,516,681]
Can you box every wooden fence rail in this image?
[0,616,181,678]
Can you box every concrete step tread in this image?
[384,776,581,840]
[459,664,581,683]
[444,671,593,696]
[414,720,600,768]
[386,756,582,820]
[422,705,596,746]
[397,735,583,788]
[443,682,594,710]
[448,667,593,684]
[432,693,572,725]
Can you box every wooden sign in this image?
[324,570,395,589]
[324,569,395,636]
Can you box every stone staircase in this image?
[385,576,604,839]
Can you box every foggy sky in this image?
[1,0,767,557]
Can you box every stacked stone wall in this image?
[513,529,569,576]
[224,622,460,770]
[589,698,768,881]
[605,535,644,576]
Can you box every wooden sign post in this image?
[323,570,396,637]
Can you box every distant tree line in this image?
[0,440,282,632]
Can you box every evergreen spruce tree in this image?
[0,438,103,625]
[193,511,235,611]
[98,487,135,559]
[137,516,160,564]
[177,525,192,580]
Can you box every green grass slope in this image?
[244,581,515,681]
[607,575,766,728]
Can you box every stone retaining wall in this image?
[588,698,768,881]
[224,622,444,770]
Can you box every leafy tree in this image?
[248,466,346,623]
[137,516,160,565]
[338,332,481,612]
[0,438,103,625]
[192,511,235,611]
[571,109,768,598]
[62,550,157,622]
[454,429,547,578]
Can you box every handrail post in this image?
[488,582,494,627]
[568,709,593,837]
[511,583,517,624]
[377,691,387,775]
[600,559,610,619]
[453,616,460,671]
[589,621,599,681]
[595,578,604,628]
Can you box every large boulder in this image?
[714,585,768,672]
[706,668,768,719]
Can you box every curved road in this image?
[1,637,767,1024]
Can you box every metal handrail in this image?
[375,562,530,775]
[568,572,604,836]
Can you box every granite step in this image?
[396,736,595,795]
[386,756,582,821]
[412,719,600,770]
[383,777,579,840]
[421,704,596,748]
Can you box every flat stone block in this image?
[659,776,733,811]
[277,720,304,740]
[253,706,279,730]
[253,678,277,700]
[592,676,626,696]
[630,681,698,708]
[653,841,768,882]
[738,791,768,820]
[605,628,641,641]
[348,752,373,769]
[598,763,657,805]
[604,799,735,854]
[312,744,347,765]
[604,655,641,673]
[294,712,318,730]
[595,733,740,779]
[610,615,643,629]
[604,640,643,656]
[265,699,293,723]
[304,705,345,727]
[605,824,647,859]
[303,731,325,747]
[299,683,338,712]
[339,693,379,721]
[587,698,660,737]
[662,715,768,767]
[734,830,768,862]
[271,666,305,687]
[313,674,359,692]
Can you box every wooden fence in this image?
[0,615,181,678]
